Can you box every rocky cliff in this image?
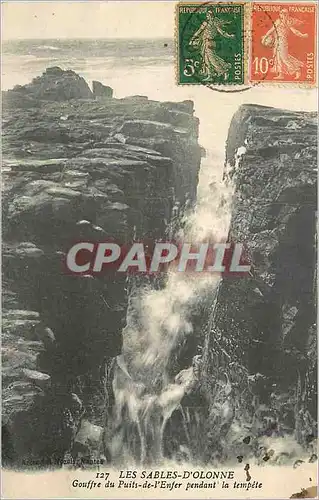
[2,69,317,468]
[180,104,317,464]
[2,68,201,467]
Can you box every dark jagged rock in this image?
[222,104,316,399]
[92,81,113,98]
[10,67,93,101]
[192,104,317,461]
[2,69,201,467]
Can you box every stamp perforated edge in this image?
[246,1,318,88]
[175,1,248,87]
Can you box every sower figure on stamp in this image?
[262,8,308,80]
[189,9,235,81]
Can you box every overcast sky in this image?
[2,1,175,39]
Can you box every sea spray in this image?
[108,148,237,465]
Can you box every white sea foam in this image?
[36,45,60,51]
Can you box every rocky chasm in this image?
[2,67,317,467]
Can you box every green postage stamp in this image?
[177,3,245,85]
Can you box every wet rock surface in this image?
[2,67,201,467]
[192,104,317,462]
[3,68,316,468]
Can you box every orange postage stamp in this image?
[249,2,317,85]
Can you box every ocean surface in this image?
[2,37,316,154]
[2,38,174,94]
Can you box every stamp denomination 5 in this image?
[177,2,246,85]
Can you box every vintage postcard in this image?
[1,1,318,499]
